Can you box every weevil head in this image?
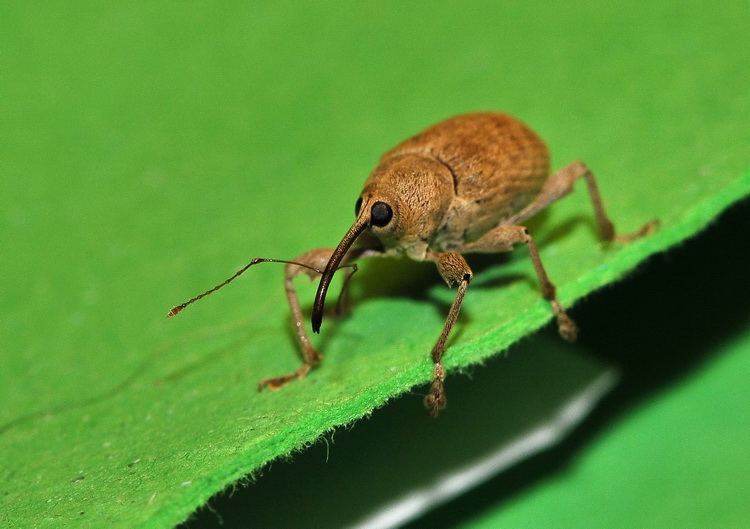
[355,153,454,258]
[312,153,453,333]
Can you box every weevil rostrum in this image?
[169,112,656,416]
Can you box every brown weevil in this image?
[169,112,657,416]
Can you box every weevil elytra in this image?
[169,112,657,416]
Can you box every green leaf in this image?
[1,2,748,528]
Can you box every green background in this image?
[1,2,748,528]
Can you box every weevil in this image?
[169,112,656,416]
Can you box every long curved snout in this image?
[311,216,369,333]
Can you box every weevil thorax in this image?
[357,153,454,260]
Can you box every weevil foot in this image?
[257,364,314,391]
[424,382,446,417]
[550,300,578,342]
[557,312,578,342]
[614,218,660,244]
[424,363,447,417]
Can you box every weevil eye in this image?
[354,197,363,216]
[370,201,393,227]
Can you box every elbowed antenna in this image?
[167,258,323,317]
[311,217,368,333]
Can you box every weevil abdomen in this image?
[380,112,550,249]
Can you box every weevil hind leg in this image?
[508,160,658,242]
[460,225,578,343]
[424,251,473,417]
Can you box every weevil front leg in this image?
[256,248,359,390]
[257,247,372,391]
[461,225,578,342]
[508,160,658,242]
[256,248,332,390]
[424,251,473,417]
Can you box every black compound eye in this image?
[354,197,363,216]
[370,201,393,227]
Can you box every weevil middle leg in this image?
[461,224,578,342]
